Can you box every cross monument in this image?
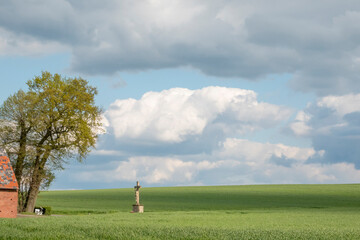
[134,181,141,205]
[132,181,144,213]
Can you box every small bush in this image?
[43,206,52,215]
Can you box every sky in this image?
[1,0,360,189]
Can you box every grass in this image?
[1,184,360,239]
[35,184,360,213]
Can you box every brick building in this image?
[0,152,18,218]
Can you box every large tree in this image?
[0,72,102,212]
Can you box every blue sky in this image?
[1,0,360,189]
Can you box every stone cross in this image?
[134,181,141,205]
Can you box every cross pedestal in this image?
[132,204,144,213]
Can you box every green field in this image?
[1,184,360,239]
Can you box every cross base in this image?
[132,204,144,213]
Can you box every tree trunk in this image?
[24,149,50,213]
[24,180,41,213]
[24,164,42,212]
[14,120,27,184]
[15,121,29,212]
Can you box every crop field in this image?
[1,184,360,239]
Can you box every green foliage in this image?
[43,206,52,215]
[0,71,102,212]
[24,71,102,161]
[0,184,359,239]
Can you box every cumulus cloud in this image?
[103,86,291,143]
[1,0,360,95]
[91,157,217,184]
[76,156,212,184]
[289,111,313,137]
[0,28,68,56]
[218,138,319,164]
[317,94,360,116]
[289,93,360,167]
[291,93,360,136]
[75,138,360,186]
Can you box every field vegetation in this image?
[1,184,360,239]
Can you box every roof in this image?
[0,153,18,190]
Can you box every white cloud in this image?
[75,138,360,186]
[218,138,317,163]
[77,156,218,184]
[2,1,360,95]
[249,162,360,184]
[317,93,360,116]
[91,149,125,156]
[289,93,360,167]
[0,28,68,56]
[289,111,312,136]
[290,94,360,137]
[209,139,358,185]
[291,93,360,137]
[104,86,291,143]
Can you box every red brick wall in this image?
[0,190,18,218]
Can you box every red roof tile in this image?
[0,155,18,190]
